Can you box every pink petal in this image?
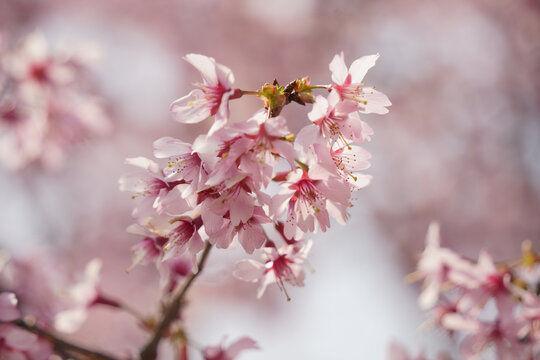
[184,54,218,85]
[233,259,264,282]
[226,337,259,358]
[170,89,212,124]
[349,54,380,84]
[0,292,20,321]
[329,52,348,85]
[153,137,192,158]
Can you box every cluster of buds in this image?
[120,51,390,302]
[410,223,540,360]
[0,32,110,170]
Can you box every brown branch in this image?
[6,319,119,360]
[139,241,213,360]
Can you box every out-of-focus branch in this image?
[5,319,119,360]
[139,241,213,360]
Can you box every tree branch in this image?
[139,241,213,360]
[6,319,118,360]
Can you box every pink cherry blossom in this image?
[453,250,514,316]
[415,222,470,310]
[153,136,209,192]
[308,90,373,146]
[54,258,104,333]
[449,316,526,360]
[170,54,241,134]
[271,164,350,239]
[329,51,391,114]
[119,156,193,224]
[204,206,271,254]
[234,240,312,299]
[125,223,169,272]
[162,217,205,261]
[0,31,110,171]
[203,337,259,360]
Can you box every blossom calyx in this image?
[258,81,288,117]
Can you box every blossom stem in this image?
[305,85,329,91]
[4,318,119,360]
[139,241,213,360]
[241,90,264,96]
[94,293,147,325]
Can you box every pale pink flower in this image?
[457,318,525,360]
[234,112,296,187]
[416,222,470,310]
[204,206,271,254]
[329,52,391,114]
[119,157,194,224]
[453,250,514,316]
[170,54,241,134]
[234,240,312,299]
[308,90,373,146]
[125,223,169,272]
[271,163,350,239]
[0,32,110,171]
[203,337,259,360]
[162,217,205,261]
[153,136,209,193]
[311,141,372,191]
[54,258,103,333]
[204,135,254,189]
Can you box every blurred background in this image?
[1,0,539,359]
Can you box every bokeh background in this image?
[1,0,539,359]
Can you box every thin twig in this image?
[6,319,118,360]
[139,242,213,360]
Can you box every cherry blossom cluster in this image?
[412,223,540,360]
[120,52,390,300]
[0,32,110,170]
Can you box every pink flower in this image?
[450,317,526,360]
[204,206,271,254]
[415,222,470,310]
[170,54,241,134]
[271,164,350,239]
[203,337,259,360]
[329,52,391,114]
[162,217,205,261]
[54,258,103,333]
[453,250,514,316]
[153,136,209,193]
[314,142,373,191]
[308,90,373,146]
[234,112,296,187]
[125,223,169,272]
[234,240,312,299]
[119,157,193,224]
[0,31,110,171]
